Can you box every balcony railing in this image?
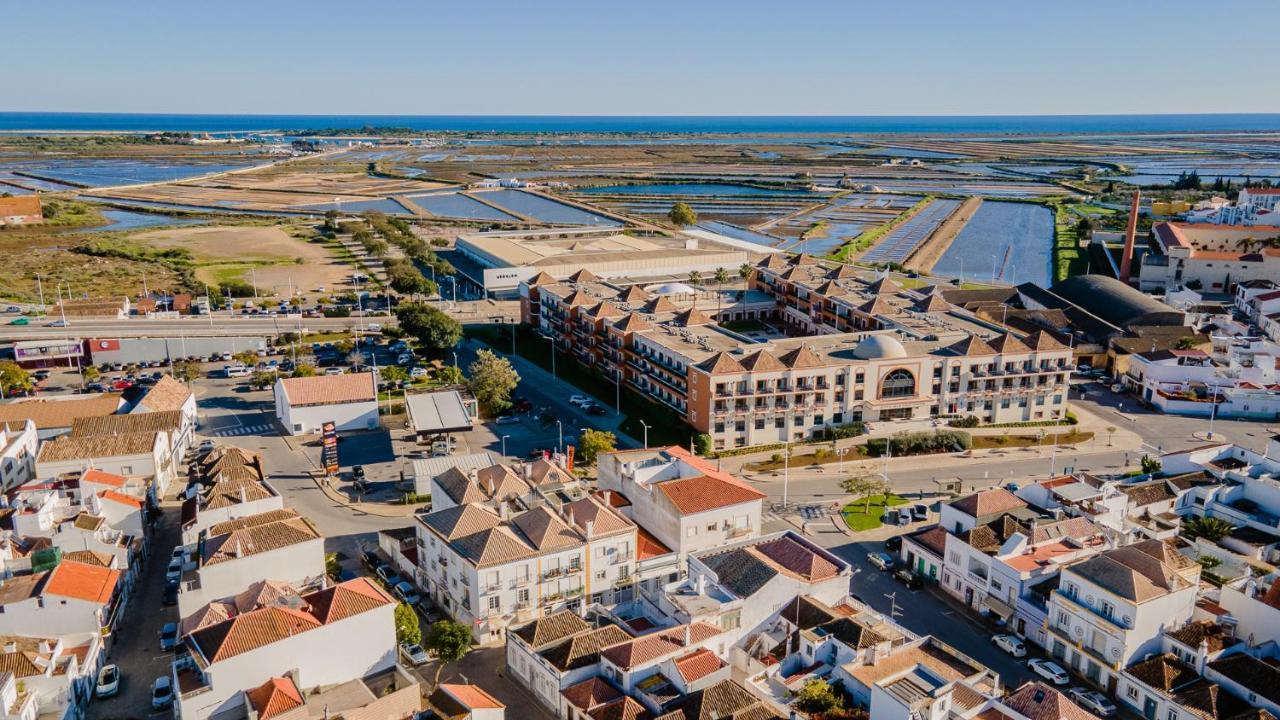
[1053,589,1130,630]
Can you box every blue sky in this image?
[6,0,1280,116]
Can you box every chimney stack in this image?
[585,519,594,537]
[683,625,691,645]
[1120,190,1141,285]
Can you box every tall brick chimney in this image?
[1119,190,1141,285]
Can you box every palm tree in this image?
[1106,426,1116,447]
[713,267,730,320]
[738,263,753,282]
[688,270,702,287]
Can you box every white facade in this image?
[273,380,378,435]
[0,420,38,492]
[177,535,325,617]
[0,590,114,638]
[35,431,174,497]
[173,598,396,720]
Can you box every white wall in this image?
[0,596,106,637]
[274,384,379,435]
[178,538,325,616]
[0,420,38,492]
[177,602,395,720]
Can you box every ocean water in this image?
[4,113,1280,135]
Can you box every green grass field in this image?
[841,494,908,531]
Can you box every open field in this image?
[196,169,450,195]
[135,225,350,294]
[0,233,182,303]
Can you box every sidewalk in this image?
[716,402,1141,477]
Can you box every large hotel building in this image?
[520,254,1073,451]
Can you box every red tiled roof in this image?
[278,372,376,407]
[753,536,839,581]
[44,560,119,604]
[659,475,766,514]
[951,488,1027,518]
[674,648,725,683]
[246,677,304,720]
[637,525,673,560]
[440,683,505,709]
[98,490,143,509]
[81,469,127,488]
[563,677,623,711]
[591,696,652,720]
[600,623,721,670]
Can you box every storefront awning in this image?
[982,595,1015,621]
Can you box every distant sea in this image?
[3,112,1280,135]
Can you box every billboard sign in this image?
[321,421,339,476]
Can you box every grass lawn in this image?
[842,494,908,532]
[745,449,866,472]
[971,430,1093,450]
[720,318,768,333]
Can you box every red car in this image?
[110,379,134,390]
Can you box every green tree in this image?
[435,365,465,385]
[82,366,101,383]
[738,263,753,282]
[668,201,698,227]
[171,361,200,383]
[1140,454,1162,475]
[325,552,342,580]
[394,602,422,646]
[249,371,276,390]
[713,267,730,288]
[233,350,258,367]
[0,362,32,397]
[423,620,472,689]
[841,474,884,513]
[396,302,462,353]
[693,433,713,456]
[687,270,703,286]
[380,366,409,384]
[1175,337,1199,350]
[577,429,617,465]
[794,678,841,714]
[467,349,520,415]
[1184,516,1234,542]
[291,363,318,378]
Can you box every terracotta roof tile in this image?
[753,535,840,581]
[420,503,502,541]
[440,683,505,709]
[277,372,376,407]
[511,506,583,552]
[1004,682,1100,720]
[674,648,725,683]
[452,526,538,567]
[542,624,634,672]
[133,376,193,412]
[44,559,119,604]
[951,488,1027,518]
[564,495,634,539]
[62,550,115,567]
[658,474,766,514]
[246,677,304,720]
[0,394,122,430]
[37,431,160,462]
[80,468,127,488]
[592,696,652,720]
[513,610,591,648]
[98,489,144,509]
[601,623,721,670]
[739,349,785,372]
[563,677,623,711]
[203,510,321,565]
[71,409,182,437]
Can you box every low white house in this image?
[273,372,378,435]
[35,429,174,497]
[0,559,123,638]
[177,508,325,616]
[172,577,397,720]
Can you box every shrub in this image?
[948,415,981,428]
[865,430,971,458]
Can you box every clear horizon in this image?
[7,0,1280,116]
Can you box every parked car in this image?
[494,415,520,425]
[409,366,429,379]
[159,622,179,651]
[400,642,429,665]
[4,306,20,313]
[163,580,179,606]
[867,552,895,571]
[893,568,922,589]
[85,383,106,393]
[1068,688,1117,717]
[512,397,533,413]
[586,404,608,416]
[152,676,174,709]
[992,634,1027,658]
[110,379,134,390]
[393,581,421,605]
[911,504,929,521]
[47,319,70,328]
[884,535,902,552]
[165,558,184,583]
[1028,659,1070,685]
[324,367,344,375]
[95,664,120,698]
[375,565,401,587]
[351,465,366,482]
[569,395,591,407]
[367,323,382,332]
[8,317,28,325]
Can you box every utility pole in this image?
[782,441,790,510]
[639,421,649,449]
[35,274,46,317]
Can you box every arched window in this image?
[880,369,915,399]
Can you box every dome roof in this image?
[853,335,908,360]
[643,282,698,296]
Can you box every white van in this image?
[224,364,250,378]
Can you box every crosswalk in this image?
[207,423,273,437]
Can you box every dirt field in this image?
[135,226,353,295]
[0,237,181,302]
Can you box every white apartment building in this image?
[1127,341,1280,419]
[173,578,398,720]
[0,420,37,492]
[127,375,198,454]
[595,446,765,566]
[0,633,102,720]
[1045,540,1200,689]
[416,503,590,644]
[35,429,175,497]
[505,611,635,717]
[180,446,284,544]
[177,508,325,616]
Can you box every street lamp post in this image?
[1207,382,1220,440]
[782,441,790,510]
[836,446,849,475]
[501,434,510,457]
[556,420,563,453]
[639,421,649,449]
